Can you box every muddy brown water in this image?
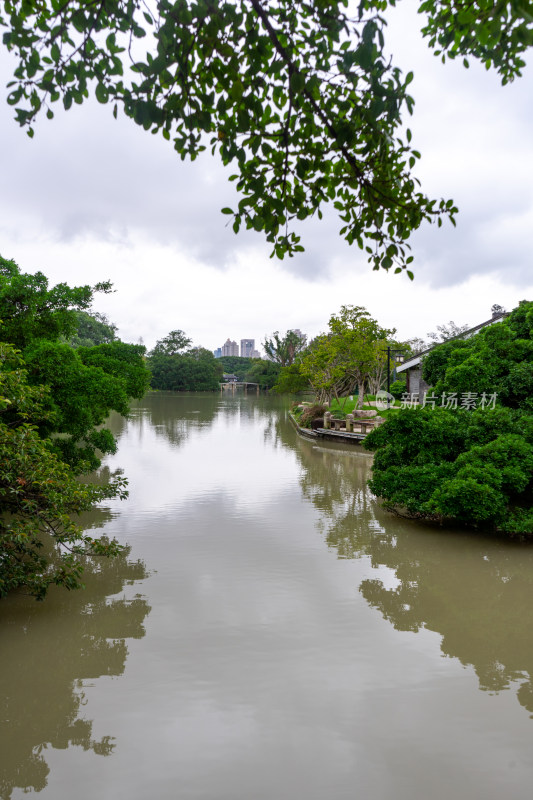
[1,391,533,800]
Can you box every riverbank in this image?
[288,410,370,445]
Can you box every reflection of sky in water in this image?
[40,480,533,800]
[105,401,301,516]
[4,394,533,800]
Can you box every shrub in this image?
[366,406,533,534]
[299,403,328,428]
[389,379,406,399]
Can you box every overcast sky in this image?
[1,1,532,352]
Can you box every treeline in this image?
[147,330,222,391]
[0,256,151,600]
[147,333,281,390]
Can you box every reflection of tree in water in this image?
[271,411,378,557]
[286,423,533,717]
[123,391,288,448]
[130,391,221,448]
[262,406,293,451]
[0,545,150,799]
[262,404,310,453]
[218,392,287,436]
[79,465,125,531]
[359,520,533,716]
[301,445,377,559]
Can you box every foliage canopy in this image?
[148,332,223,390]
[218,355,253,379]
[0,341,128,600]
[297,305,395,405]
[422,303,533,410]
[263,330,307,367]
[69,310,118,347]
[243,358,281,389]
[0,255,111,350]
[2,3,531,271]
[3,2,531,272]
[0,255,150,599]
[0,256,151,471]
[12,0,533,271]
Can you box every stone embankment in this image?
[289,406,385,444]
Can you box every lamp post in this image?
[386,347,405,407]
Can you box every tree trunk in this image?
[356,381,365,409]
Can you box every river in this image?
[1,391,533,799]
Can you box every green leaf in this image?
[95,83,108,104]
[290,71,305,93]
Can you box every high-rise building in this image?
[221,338,239,357]
[213,348,222,358]
[240,339,255,358]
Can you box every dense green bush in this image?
[148,334,222,391]
[68,310,117,347]
[273,362,311,394]
[0,341,127,600]
[218,356,253,380]
[0,256,150,599]
[423,302,533,411]
[389,379,407,400]
[244,359,281,389]
[367,302,533,534]
[366,407,533,533]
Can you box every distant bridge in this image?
[220,381,261,394]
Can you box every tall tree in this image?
[299,306,394,407]
[218,356,253,379]
[263,330,307,367]
[244,358,281,389]
[0,255,111,349]
[149,329,192,356]
[427,320,470,343]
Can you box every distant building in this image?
[251,349,261,359]
[221,338,239,357]
[213,347,222,358]
[240,339,255,358]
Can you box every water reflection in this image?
[123,391,283,450]
[359,521,533,714]
[0,537,150,799]
[132,392,220,447]
[3,393,533,800]
[286,417,533,716]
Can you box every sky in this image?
[0,1,532,353]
